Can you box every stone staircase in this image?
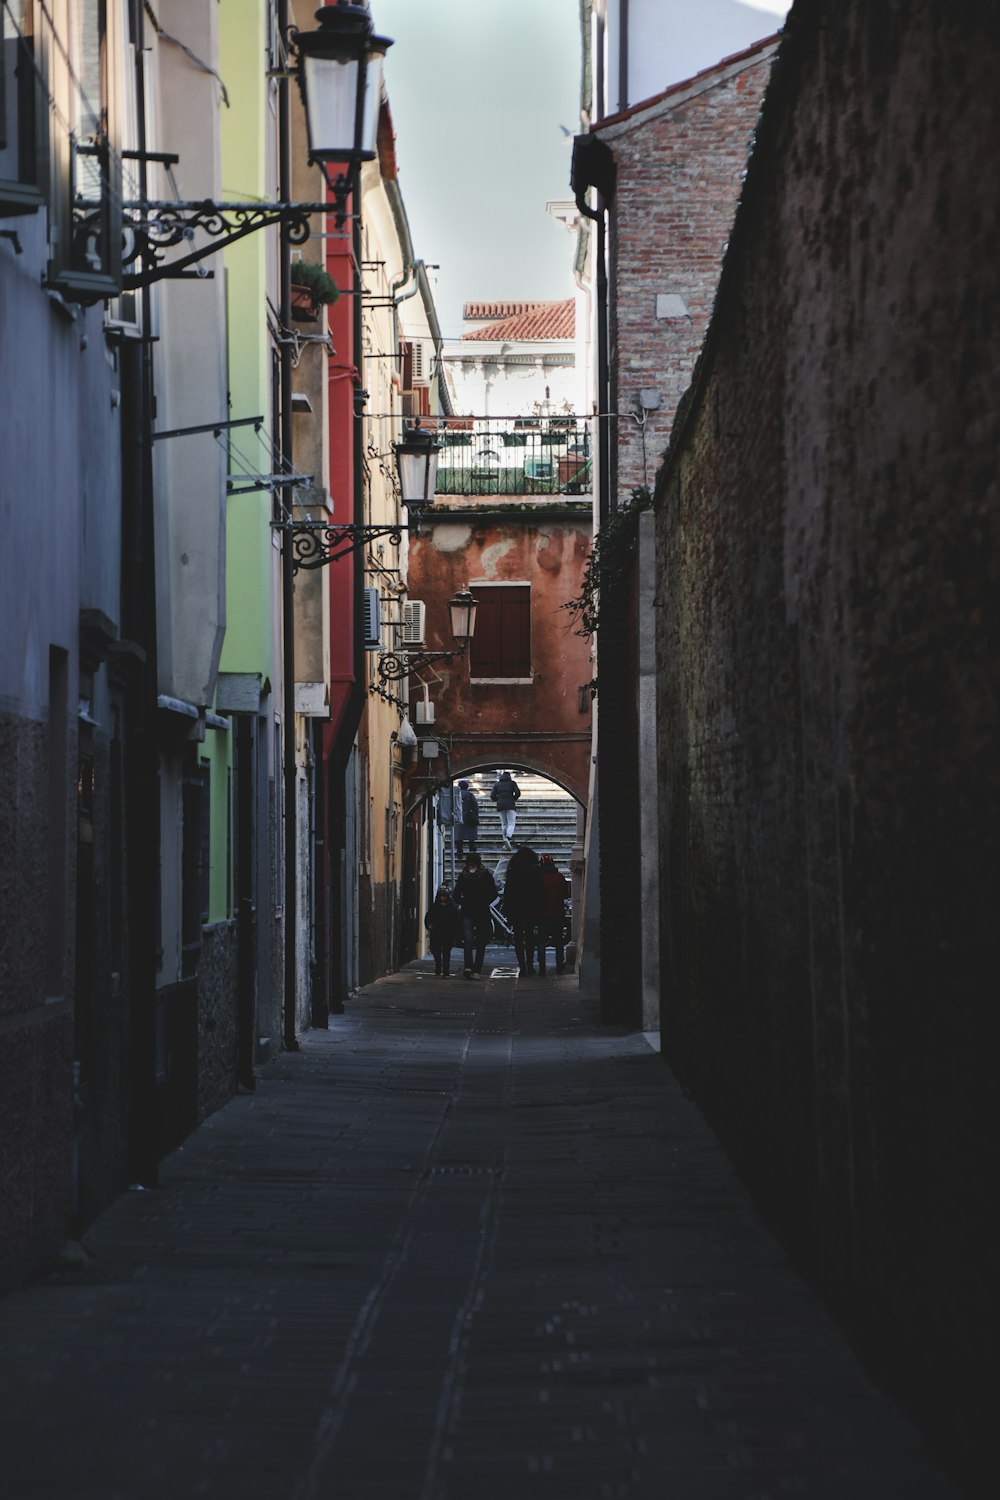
[449,771,580,885]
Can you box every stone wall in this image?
[654,2,999,1487]
[593,43,775,1030]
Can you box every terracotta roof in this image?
[463,301,549,321]
[461,298,575,342]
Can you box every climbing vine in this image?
[561,485,653,643]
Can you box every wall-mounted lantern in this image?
[294,1,393,167]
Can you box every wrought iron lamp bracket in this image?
[120,199,331,290]
[375,645,466,683]
[279,518,415,571]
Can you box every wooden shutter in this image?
[469,586,530,677]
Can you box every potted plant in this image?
[289,260,339,321]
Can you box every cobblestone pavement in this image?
[0,957,960,1499]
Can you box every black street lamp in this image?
[294,2,393,166]
[293,1,394,226]
[395,422,441,510]
[116,4,394,291]
[283,422,442,570]
[375,589,479,683]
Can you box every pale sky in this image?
[374,0,792,338]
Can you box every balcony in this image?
[434,417,592,498]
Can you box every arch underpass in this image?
[400,766,585,967]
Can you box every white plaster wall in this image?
[151,2,228,710]
[442,340,583,418]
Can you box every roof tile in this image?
[461,298,575,342]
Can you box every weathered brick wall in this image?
[604,43,776,504]
[655,2,999,1487]
[595,43,776,1032]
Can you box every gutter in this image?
[570,134,615,524]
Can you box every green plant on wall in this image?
[290,260,339,305]
[561,485,653,695]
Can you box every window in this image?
[1,1,46,212]
[400,339,431,418]
[469,584,531,680]
[47,0,124,299]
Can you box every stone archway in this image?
[401,765,585,970]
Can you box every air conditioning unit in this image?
[362,587,381,648]
[402,600,426,645]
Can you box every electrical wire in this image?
[143,2,230,108]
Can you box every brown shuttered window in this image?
[469,585,531,678]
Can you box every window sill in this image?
[0,184,44,215]
[469,676,534,685]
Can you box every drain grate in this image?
[426,1164,502,1178]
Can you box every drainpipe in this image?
[120,0,161,1188]
[279,0,298,1051]
[571,133,615,522]
[618,0,630,115]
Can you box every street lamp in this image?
[395,422,441,511]
[376,589,479,683]
[294,2,393,165]
[113,5,394,292]
[293,1,394,226]
[284,423,442,570]
[447,587,478,644]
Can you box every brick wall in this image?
[654,3,1000,1488]
[601,42,776,504]
[594,43,775,1030]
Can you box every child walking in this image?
[424,884,462,977]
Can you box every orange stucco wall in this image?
[403,502,594,808]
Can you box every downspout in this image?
[618,0,629,116]
[278,0,298,1051]
[571,133,615,523]
[325,160,367,1018]
[351,158,366,740]
[123,0,161,1186]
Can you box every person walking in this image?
[490,769,522,850]
[424,884,462,977]
[452,852,498,979]
[455,778,479,857]
[502,845,543,977]
[537,853,571,975]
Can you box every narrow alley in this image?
[0,960,957,1500]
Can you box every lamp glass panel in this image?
[449,595,478,641]
[304,53,362,160]
[398,448,439,507]
[360,49,386,157]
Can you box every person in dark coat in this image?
[455,778,479,856]
[490,769,522,849]
[502,844,543,976]
[537,854,571,975]
[452,852,498,978]
[424,884,462,977]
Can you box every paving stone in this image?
[0,960,961,1499]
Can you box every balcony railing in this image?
[433,417,592,497]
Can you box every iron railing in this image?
[434,417,592,497]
